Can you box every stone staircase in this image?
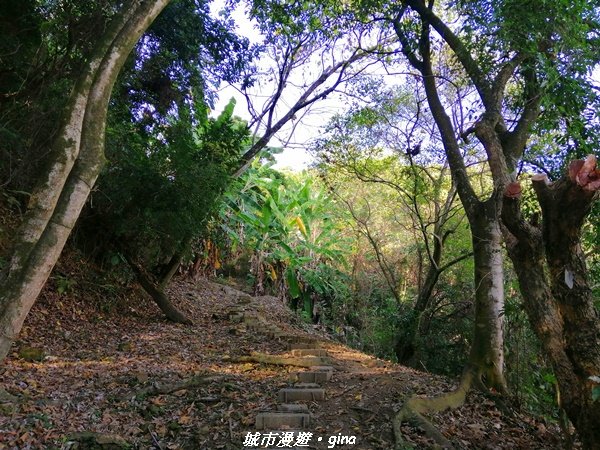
[227,294,337,449]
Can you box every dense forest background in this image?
[1,0,600,448]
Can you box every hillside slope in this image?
[0,277,567,449]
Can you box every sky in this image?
[210,2,600,173]
[210,1,333,171]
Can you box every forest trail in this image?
[0,278,565,449]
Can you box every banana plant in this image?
[220,160,349,315]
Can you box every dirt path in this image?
[0,278,565,449]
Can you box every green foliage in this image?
[311,76,477,370]
[54,275,77,296]
[0,0,93,189]
[0,0,254,192]
[89,96,249,270]
[592,385,600,402]
[128,0,255,112]
[220,159,350,314]
[454,0,600,166]
[582,201,600,301]
[361,294,402,360]
[54,2,253,272]
[250,0,352,40]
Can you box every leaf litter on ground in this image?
[0,277,570,449]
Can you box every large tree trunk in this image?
[0,0,172,362]
[467,198,507,392]
[395,2,598,445]
[502,160,600,448]
[416,47,507,391]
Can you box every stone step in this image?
[229,313,244,323]
[286,335,318,342]
[245,321,266,331]
[278,388,325,402]
[292,370,333,383]
[243,314,262,321]
[277,404,309,413]
[286,340,320,350]
[283,356,332,367]
[293,382,321,388]
[290,348,328,357]
[255,412,310,430]
[234,355,331,368]
[278,335,300,342]
[311,365,334,372]
[264,329,287,339]
[271,333,288,339]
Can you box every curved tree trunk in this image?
[0,0,172,361]
[126,256,192,325]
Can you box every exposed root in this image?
[393,369,474,450]
[64,431,129,449]
[136,374,227,398]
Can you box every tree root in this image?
[393,370,474,450]
[64,431,129,449]
[136,374,226,398]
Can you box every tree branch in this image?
[403,0,493,108]
[233,44,378,177]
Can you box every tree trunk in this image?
[158,252,183,290]
[467,198,507,392]
[395,254,441,364]
[0,0,172,361]
[398,20,507,391]
[126,256,192,325]
[502,164,600,449]
[158,236,191,289]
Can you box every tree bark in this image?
[467,198,507,392]
[0,0,172,361]
[502,164,600,449]
[126,255,192,325]
[398,1,600,444]
[158,236,192,290]
[158,252,183,290]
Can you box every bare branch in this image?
[234,36,390,177]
